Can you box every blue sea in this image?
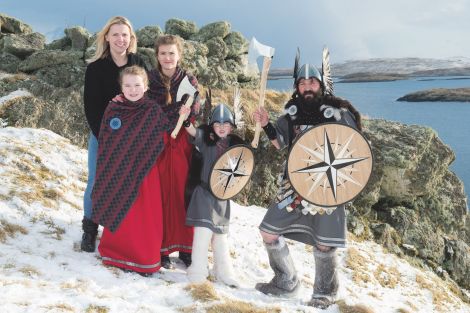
[268,77,470,202]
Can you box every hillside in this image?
[1,127,469,313]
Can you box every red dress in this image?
[98,164,163,274]
[158,130,194,255]
[147,67,197,257]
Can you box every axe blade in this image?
[176,76,197,102]
[247,37,275,72]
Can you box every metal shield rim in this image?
[286,122,374,207]
[209,144,255,200]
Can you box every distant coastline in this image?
[397,88,470,102]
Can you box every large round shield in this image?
[287,123,373,208]
[209,144,255,200]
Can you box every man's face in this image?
[298,78,321,99]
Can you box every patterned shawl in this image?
[91,95,174,232]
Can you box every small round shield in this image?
[209,144,255,200]
[287,123,373,208]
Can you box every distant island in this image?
[397,88,470,102]
[268,57,470,83]
[338,72,407,83]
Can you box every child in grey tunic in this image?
[181,103,244,287]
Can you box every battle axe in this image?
[171,75,198,139]
[247,37,275,148]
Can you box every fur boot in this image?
[212,233,239,287]
[255,237,300,297]
[186,227,212,283]
[307,247,339,309]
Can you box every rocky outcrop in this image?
[0,13,33,34]
[0,13,257,89]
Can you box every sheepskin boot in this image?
[186,227,212,283]
[212,233,239,288]
[255,237,300,297]
[307,247,339,309]
[80,217,98,252]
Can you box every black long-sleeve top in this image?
[84,53,146,137]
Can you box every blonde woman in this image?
[81,16,146,252]
[147,35,199,268]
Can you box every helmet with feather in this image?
[292,47,333,97]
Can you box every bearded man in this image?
[253,54,362,309]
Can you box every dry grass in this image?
[85,305,109,313]
[374,264,400,288]
[337,300,375,313]
[0,219,28,243]
[184,282,219,302]
[2,73,29,84]
[415,273,458,312]
[396,308,412,313]
[19,265,41,277]
[206,300,281,313]
[30,213,66,240]
[41,303,74,312]
[345,247,372,285]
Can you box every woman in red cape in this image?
[147,35,199,268]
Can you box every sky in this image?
[2,0,470,67]
[0,125,469,312]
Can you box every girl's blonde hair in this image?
[154,35,184,105]
[87,16,137,63]
[119,65,149,88]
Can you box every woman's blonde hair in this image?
[154,35,184,105]
[87,16,137,63]
[119,65,149,88]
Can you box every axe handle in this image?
[171,95,194,139]
[251,56,272,148]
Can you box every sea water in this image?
[267,77,470,202]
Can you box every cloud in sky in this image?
[2,0,469,67]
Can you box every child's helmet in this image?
[209,103,236,127]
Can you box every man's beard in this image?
[298,91,323,114]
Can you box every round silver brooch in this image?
[323,107,334,119]
[110,117,122,130]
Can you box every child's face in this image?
[213,122,233,138]
[121,74,147,102]
[157,44,180,72]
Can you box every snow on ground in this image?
[0,89,33,110]
[0,127,469,313]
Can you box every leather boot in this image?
[80,217,98,252]
[307,247,339,309]
[255,237,300,297]
[179,251,192,267]
[161,254,173,269]
[212,233,239,287]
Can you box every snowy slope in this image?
[0,127,469,313]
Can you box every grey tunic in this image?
[186,128,230,234]
[260,104,358,248]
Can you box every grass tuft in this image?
[337,299,375,313]
[0,219,28,243]
[206,300,281,313]
[184,282,219,302]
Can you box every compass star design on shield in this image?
[209,145,255,200]
[287,123,373,207]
